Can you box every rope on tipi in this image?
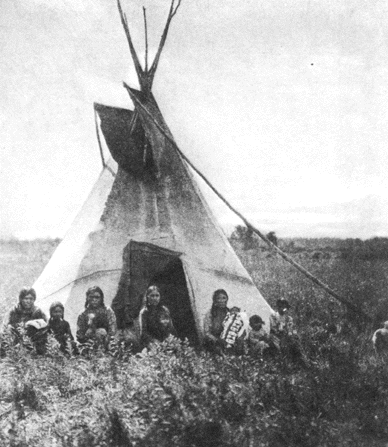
[94,107,106,170]
[131,95,368,320]
[94,107,116,177]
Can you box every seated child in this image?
[144,307,177,347]
[47,302,76,354]
[221,306,249,353]
[247,315,272,355]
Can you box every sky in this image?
[1,0,388,239]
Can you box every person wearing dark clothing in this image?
[139,285,176,347]
[2,288,47,329]
[76,286,117,348]
[270,298,308,366]
[47,302,76,354]
[0,288,48,355]
[203,289,230,353]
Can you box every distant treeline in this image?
[229,225,388,260]
[338,237,388,261]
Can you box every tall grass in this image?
[0,239,388,446]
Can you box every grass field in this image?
[0,237,388,446]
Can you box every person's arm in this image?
[203,311,217,341]
[64,321,75,341]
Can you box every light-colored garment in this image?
[372,322,388,353]
[221,311,249,348]
[270,311,295,336]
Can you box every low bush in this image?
[0,332,388,446]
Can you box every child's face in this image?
[230,307,240,315]
[159,316,170,328]
[251,322,263,331]
[51,307,63,320]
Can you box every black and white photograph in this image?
[1,0,388,445]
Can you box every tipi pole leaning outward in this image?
[116,0,366,320]
[128,92,368,320]
[34,0,365,340]
[34,0,273,339]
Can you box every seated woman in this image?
[2,287,47,330]
[203,289,230,353]
[1,287,48,355]
[47,302,77,354]
[76,286,117,348]
[139,285,176,348]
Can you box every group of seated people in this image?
[0,284,179,355]
[0,284,297,358]
[203,288,296,356]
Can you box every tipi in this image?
[34,0,272,341]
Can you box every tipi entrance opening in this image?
[150,258,198,344]
[113,241,198,344]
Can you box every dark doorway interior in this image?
[151,258,198,344]
[112,241,198,344]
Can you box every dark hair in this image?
[49,301,64,317]
[19,287,36,302]
[212,289,228,301]
[158,307,170,319]
[276,299,290,309]
[85,286,105,308]
[249,315,264,326]
[144,285,162,308]
[211,289,229,319]
[146,285,160,297]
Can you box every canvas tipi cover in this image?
[34,2,272,339]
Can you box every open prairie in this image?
[0,237,388,446]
